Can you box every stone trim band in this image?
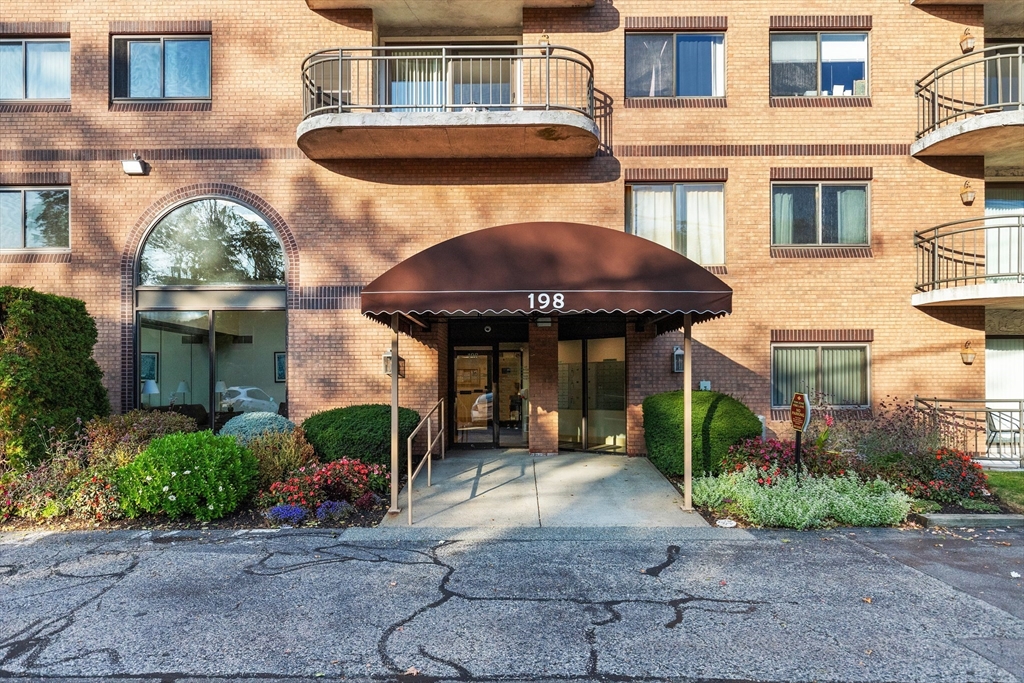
[771,97,872,108]
[2,148,305,162]
[298,286,363,310]
[624,16,728,31]
[0,252,71,264]
[623,98,727,109]
[0,171,70,185]
[770,16,872,30]
[770,246,873,259]
[615,144,909,158]
[110,102,212,112]
[108,20,212,34]
[0,22,70,35]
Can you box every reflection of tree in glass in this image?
[139,200,284,285]
[25,190,70,248]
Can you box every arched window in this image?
[138,199,285,286]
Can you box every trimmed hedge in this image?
[0,287,109,469]
[643,390,762,477]
[301,404,420,475]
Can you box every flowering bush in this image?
[116,431,258,521]
[723,437,855,478]
[66,468,123,522]
[248,427,317,491]
[220,412,294,446]
[2,425,91,519]
[265,504,307,525]
[898,448,987,503]
[354,491,383,511]
[693,466,911,529]
[316,500,352,522]
[257,458,388,510]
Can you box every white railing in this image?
[301,44,595,120]
[916,44,1023,138]
[915,397,1024,466]
[406,398,445,525]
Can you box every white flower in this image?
[218,486,223,492]
[162,486,169,492]
[183,470,191,475]
[208,504,214,510]
[171,472,177,477]
[168,495,176,501]
[145,476,152,481]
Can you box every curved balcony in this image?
[297,45,599,159]
[913,214,1024,307]
[913,44,1024,164]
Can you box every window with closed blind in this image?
[771,344,869,408]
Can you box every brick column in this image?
[528,319,558,455]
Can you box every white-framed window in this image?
[0,187,70,250]
[770,32,868,97]
[111,35,211,99]
[772,182,869,246]
[0,39,71,100]
[626,183,725,265]
[625,33,725,97]
[771,344,869,408]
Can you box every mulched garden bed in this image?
[0,501,390,533]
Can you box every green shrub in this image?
[220,412,295,446]
[693,466,910,529]
[116,431,257,521]
[0,287,109,469]
[643,391,762,476]
[302,405,420,475]
[86,409,197,467]
[248,427,318,491]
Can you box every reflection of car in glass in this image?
[470,393,492,423]
[221,386,278,413]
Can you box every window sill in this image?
[770,246,872,259]
[624,97,727,109]
[771,407,872,421]
[110,101,211,112]
[0,251,71,263]
[0,102,71,113]
[770,96,871,108]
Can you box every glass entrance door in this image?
[454,347,493,445]
[558,337,626,452]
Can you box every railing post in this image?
[545,45,551,110]
[1019,400,1023,467]
[932,231,939,290]
[441,401,446,460]
[931,69,939,132]
[427,415,432,487]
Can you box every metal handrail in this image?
[915,396,1024,466]
[916,43,1023,138]
[301,44,595,120]
[406,398,445,525]
[914,214,1024,291]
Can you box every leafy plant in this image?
[0,287,109,469]
[220,412,294,446]
[643,391,763,476]
[959,497,1000,513]
[116,431,257,521]
[910,499,941,514]
[86,410,197,467]
[316,500,352,522]
[301,405,419,475]
[248,427,317,491]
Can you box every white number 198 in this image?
[528,293,564,310]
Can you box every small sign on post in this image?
[791,393,811,483]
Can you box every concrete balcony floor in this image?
[912,280,1024,308]
[912,109,1024,167]
[297,110,601,159]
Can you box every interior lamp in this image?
[141,379,160,407]
[175,381,190,402]
[960,341,976,365]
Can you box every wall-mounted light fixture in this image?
[535,317,552,328]
[121,153,149,176]
[960,340,976,365]
[960,181,976,206]
[672,345,684,373]
[382,350,406,378]
[959,28,976,54]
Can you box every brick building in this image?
[1,0,1022,460]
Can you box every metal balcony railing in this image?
[915,397,1024,466]
[916,44,1023,138]
[914,214,1024,292]
[301,44,595,120]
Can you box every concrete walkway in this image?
[380,449,708,527]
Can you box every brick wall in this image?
[0,0,997,450]
[528,322,559,454]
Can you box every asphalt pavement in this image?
[1,525,1022,682]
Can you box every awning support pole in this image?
[389,313,401,515]
[683,313,693,511]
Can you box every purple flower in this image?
[265,504,307,524]
[315,500,353,522]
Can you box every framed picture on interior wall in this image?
[274,352,286,383]
[139,352,159,382]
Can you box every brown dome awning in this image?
[361,222,732,333]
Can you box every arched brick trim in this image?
[119,184,300,412]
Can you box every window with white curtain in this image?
[772,183,868,246]
[626,183,725,265]
[770,32,868,97]
[984,183,1024,280]
[626,33,725,98]
[0,40,70,100]
[772,345,869,408]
